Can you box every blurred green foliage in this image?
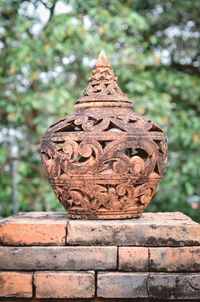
[0,0,200,221]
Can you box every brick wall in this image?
[0,212,200,301]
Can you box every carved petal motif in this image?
[51,181,158,215]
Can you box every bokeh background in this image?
[0,0,200,222]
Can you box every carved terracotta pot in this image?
[41,51,168,219]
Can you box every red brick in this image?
[0,246,117,270]
[119,247,148,271]
[67,212,200,246]
[149,246,200,271]
[0,272,32,297]
[148,273,200,299]
[97,272,148,298]
[0,299,148,302]
[34,271,95,298]
[0,212,67,246]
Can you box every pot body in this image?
[41,106,167,219]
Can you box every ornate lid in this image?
[74,51,133,111]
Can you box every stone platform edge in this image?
[0,212,200,300]
[1,211,200,247]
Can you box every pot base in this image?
[68,212,142,220]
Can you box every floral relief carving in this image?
[52,181,158,218]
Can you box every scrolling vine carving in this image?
[41,51,168,219]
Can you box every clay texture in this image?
[41,51,168,219]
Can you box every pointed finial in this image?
[96,50,110,68]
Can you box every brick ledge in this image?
[0,212,200,300]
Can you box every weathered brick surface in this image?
[149,247,200,272]
[0,299,149,302]
[67,212,200,246]
[118,247,148,271]
[0,246,117,270]
[0,272,32,298]
[0,212,67,246]
[34,271,95,298]
[0,211,200,301]
[97,272,148,298]
[148,273,200,299]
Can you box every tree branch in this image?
[171,51,200,77]
[42,0,57,31]
[26,27,33,38]
[192,52,200,63]
[171,61,200,77]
